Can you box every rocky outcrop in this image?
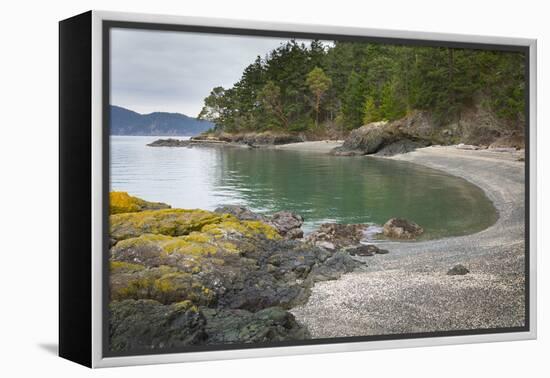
[110,191,170,215]
[193,131,303,146]
[331,106,525,156]
[109,300,308,352]
[110,208,233,242]
[305,223,369,249]
[109,299,207,352]
[214,206,304,239]
[214,205,267,222]
[331,122,391,156]
[109,194,365,352]
[147,138,191,147]
[202,306,309,344]
[268,211,304,239]
[331,112,435,156]
[383,218,424,239]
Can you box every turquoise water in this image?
[110,136,497,238]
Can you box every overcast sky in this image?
[111,28,307,117]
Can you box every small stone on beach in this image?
[447,264,470,276]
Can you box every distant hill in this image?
[110,105,213,136]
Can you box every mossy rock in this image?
[110,191,170,214]
[110,209,231,241]
[110,263,215,306]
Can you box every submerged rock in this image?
[383,218,424,239]
[447,264,470,276]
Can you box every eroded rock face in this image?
[383,218,424,239]
[305,223,368,249]
[108,195,364,352]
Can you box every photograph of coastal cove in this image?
[107,26,527,355]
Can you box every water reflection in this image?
[111,136,497,238]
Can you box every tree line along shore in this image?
[195,40,525,149]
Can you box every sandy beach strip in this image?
[291,145,526,337]
[271,140,344,153]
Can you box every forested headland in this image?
[197,40,525,147]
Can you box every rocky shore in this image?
[292,146,526,336]
[108,193,402,352]
[108,191,430,351]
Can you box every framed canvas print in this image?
[59,10,537,368]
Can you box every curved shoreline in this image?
[291,145,526,337]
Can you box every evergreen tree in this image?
[306,67,332,127]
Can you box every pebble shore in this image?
[291,146,526,336]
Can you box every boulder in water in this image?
[383,218,424,239]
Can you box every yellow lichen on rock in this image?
[110,265,214,306]
[202,219,281,240]
[110,208,232,241]
[110,191,171,215]
[110,261,146,273]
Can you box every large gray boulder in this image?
[332,122,390,156]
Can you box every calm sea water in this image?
[110,136,497,238]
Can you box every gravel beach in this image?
[291,145,526,337]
